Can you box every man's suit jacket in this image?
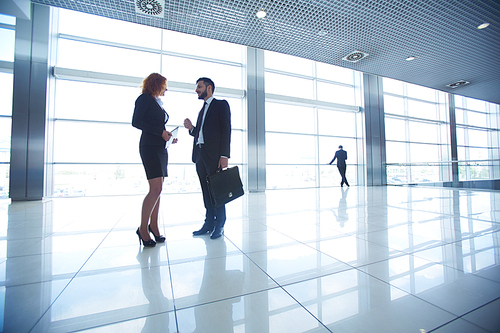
[190,98,231,163]
[132,93,168,147]
[330,149,347,167]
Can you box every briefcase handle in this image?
[214,167,226,174]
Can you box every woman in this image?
[132,73,176,247]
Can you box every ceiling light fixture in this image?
[477,22,490,29]
[318,29,328,36]
[256,10,266,18]
[342,51,369,63]
[406,56,416,61]
[446,80,470,88]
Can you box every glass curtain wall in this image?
[264,51,362,190]
[383,78,450,184]
[0,14,15,199]
[47,9,245,197]
[455,96,500,181]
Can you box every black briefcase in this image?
[206,166,244,208]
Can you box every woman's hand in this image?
[172,138,178,144]
[162,130,172,142]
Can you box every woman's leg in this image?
[139,177,163,241]
[149,196,161,236]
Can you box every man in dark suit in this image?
[329,145,349,187]
[184,77,231,239]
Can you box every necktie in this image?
[196,102,207,144]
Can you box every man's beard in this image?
[198,89,207,100]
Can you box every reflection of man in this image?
[194,238,244,332]
[184,77,231,239]
[333,187,349,227]
[329,145,349,187]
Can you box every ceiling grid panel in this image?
[30,0,500,104]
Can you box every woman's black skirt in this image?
[139,145,168,179]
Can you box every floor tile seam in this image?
[171,281,334,333]
[225,236,291,288]
[409,250,498,276]
[27,299,175,332]
[298,240,359,268]
[47,228,116,236]
[361,223,499,239]
[352,234,412,257]
[273,283,334,332]
[383,203,474,219]
[4,238,44,258]
[3,247,100,260]
[276,265,360,290]
[46,310,176,333]
[298,237,409,269]
[437,236,500,252]
[172,285,284,312]
[466,228,500,238]
[27,219,123,332]
[391,280,486,320]
[165,246,246,266]
[460,296,500,315]
[1,271,79,287]
[427,298,500,333]
[232,232,366,289]
[265,224,355,243]
[427,317,493,333]
[163,233,180,333]
[471,271,500,285]
[225,228,307,249]
[388,240,451,255]
[76,262,170,278]
[349,265,465,323]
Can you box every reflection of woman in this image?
[136,247,170,331]
[132,73,176,247]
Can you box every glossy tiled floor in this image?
[1,186,500,333]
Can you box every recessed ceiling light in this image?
[318,29,328,36]
[256,10,266,18]
[406,56,416,61]
[446,80,470,88]
[477,22,490,29]
[342,51,369,63]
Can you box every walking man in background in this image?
[329,145,349,187]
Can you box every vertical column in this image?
[488,102,500,180]
[363,73,387,186]
[448,94,459,184]
[247,47,266,192]
[9,3,50,200]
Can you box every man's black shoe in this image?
[210,227,224,239]
[193,225,213,236]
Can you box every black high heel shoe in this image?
[148,225,166,243]
[136,228,156,247]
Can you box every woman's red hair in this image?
[141,73,167,97]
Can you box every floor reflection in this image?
[333,187,349,228]
[0,186,499,332]
[194,238,244,332]
[136,246,170,332]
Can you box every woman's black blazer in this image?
[132,93,168,147]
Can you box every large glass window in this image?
[455,96,500,181]
[384,78,450,184]
[47,8,245,197]
[265,50,362,189]
[0,14,15,198]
